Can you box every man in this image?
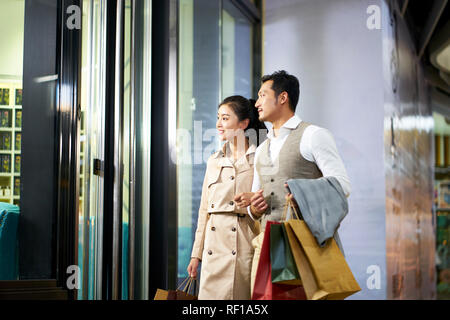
[234,70,351,295]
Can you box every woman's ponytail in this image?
[246,98,267,145]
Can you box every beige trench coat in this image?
[191,142,260,300]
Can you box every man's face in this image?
[255,80,279,122]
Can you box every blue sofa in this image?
[0,202,20,280]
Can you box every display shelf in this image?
[436,180,450,208]
[434,165,450,300]
[0,80,22,204]
[435,167,450,174]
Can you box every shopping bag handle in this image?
[282,198,302,221]
[177,277,192,291]
[186,277,198,296]
[177,277,198,295]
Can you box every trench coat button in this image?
[270,178,274,182]
[230,176,234,180]
[229,201,234,206]
[232,250,236,255]
[208,250,212,255]
[211,226,216,231]
[271,192,274,195]
[231,227,236,232]
[211,204,214,208]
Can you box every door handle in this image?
[77,104,82,121]
[93,158,104,177]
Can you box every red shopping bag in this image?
[252,220,306,300]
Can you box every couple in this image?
[187,70,351,300]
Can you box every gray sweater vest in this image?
[255,121,323,231]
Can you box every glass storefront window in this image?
[177,0,221,283]
[222,0,253,99]
[0,0,24,280]
[0,0,62,282]
[177,0,254,284]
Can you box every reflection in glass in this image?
[122,0,132,300]
[78,0,107,299]
[133,0,152,300]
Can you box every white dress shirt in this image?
[248,114,351,218]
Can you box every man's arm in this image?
[246,148,268,219]
[301,126,351,197]
[247,164,262,220]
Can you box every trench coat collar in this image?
[213,141,256,169]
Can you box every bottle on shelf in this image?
[15,110,22,127]
[0,110,10,127]
[15,132,21,150]
[15,155,20,173]
[14,178,20,196]
[4,133,11,150]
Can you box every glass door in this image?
[77,0,107,300]
[77,0,152,300]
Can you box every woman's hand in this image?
[234,192,254,208]
[187,258,200,278]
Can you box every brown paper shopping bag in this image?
[284,199,361,300]
[154,277,198,300]
[284,222,322,299]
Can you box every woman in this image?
[187,95,266,300]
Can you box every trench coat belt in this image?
[208,212,246,218]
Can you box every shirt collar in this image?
[267,114,302,140]
[245,143,257,156]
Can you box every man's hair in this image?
[261,70,300,112]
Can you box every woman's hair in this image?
[219,95,267,145]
